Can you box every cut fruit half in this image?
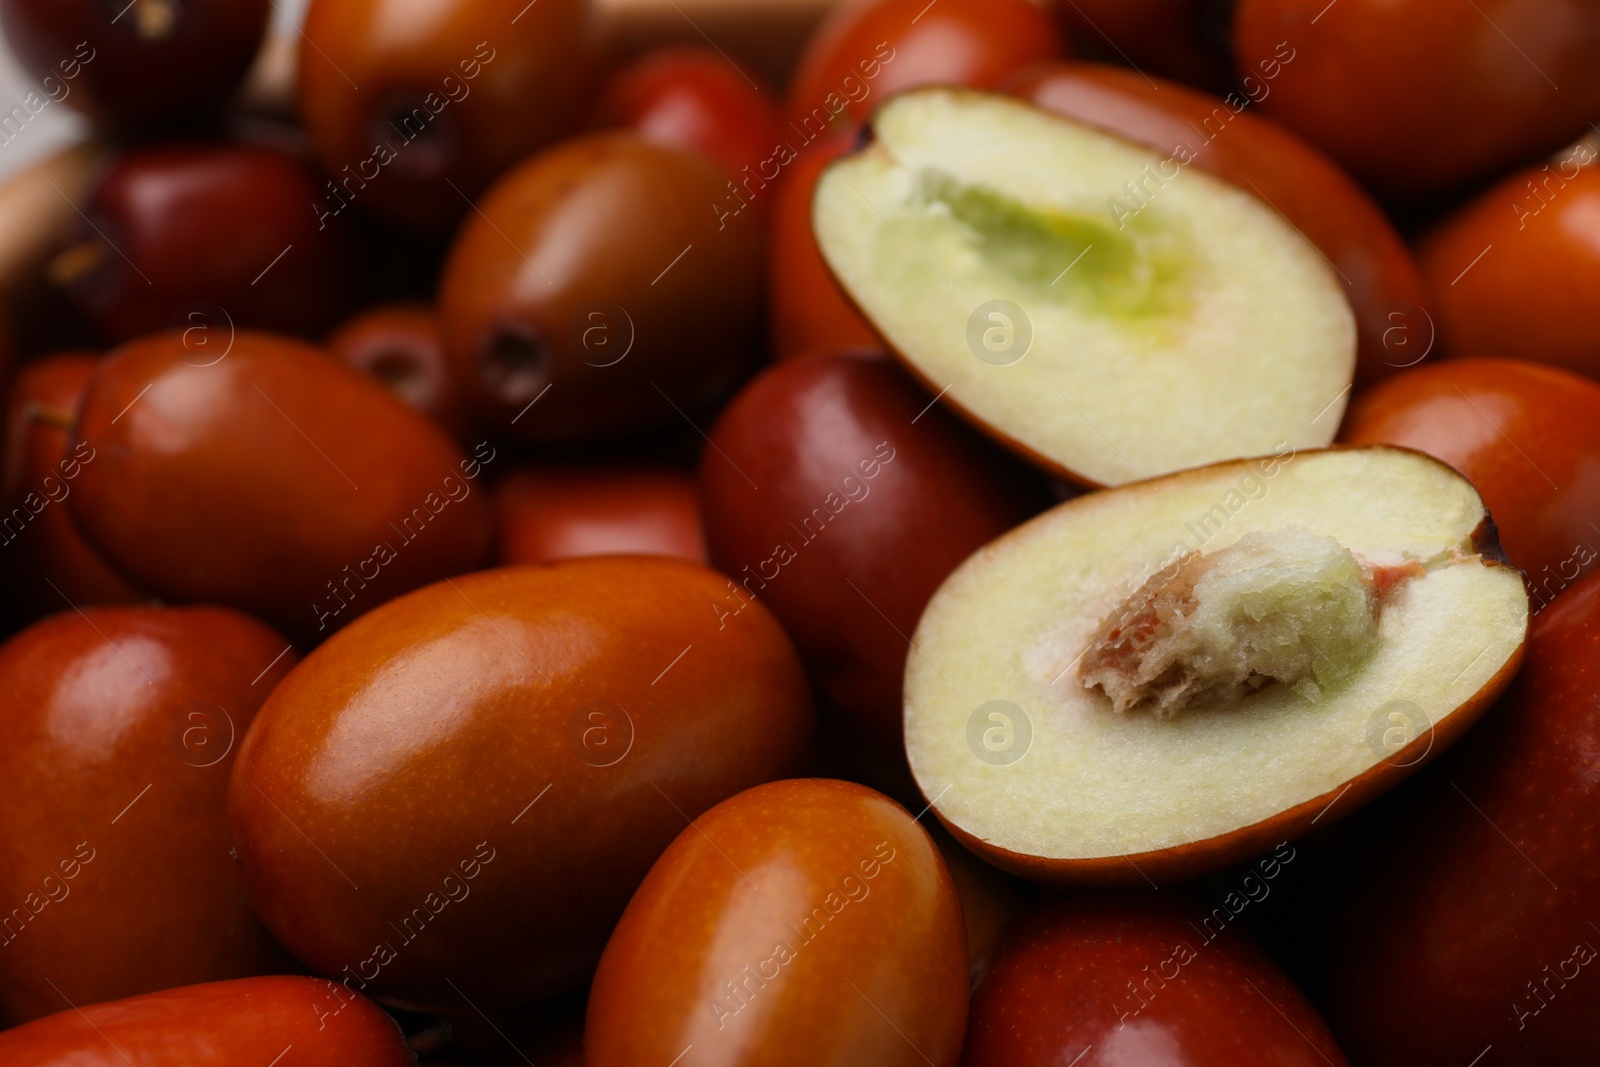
[904,446,1528,883]
[813,87,1356,488]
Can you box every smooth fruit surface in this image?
[1419,157,1600,379]
[0,975,413,1065]
[1326,570,1600,1065]
[439,134,762,442]
[906,447,1527,882]
[0,607,295,1021]
[229,559,814,1010]
[297,0,596,232]
[67,331,493,637]
[814,88,1355,487]
[1233,0,1600,195]
[1008,61,1433,387]
[326,303,468,438]
[1341,357,1600,603]
[700,350,1044,756]
[496,464,705,565]
[963,892,1348,1066]
[586,778,968,1067]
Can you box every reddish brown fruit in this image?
[229,559,814,1009]
[1326,570,1600,1065]
[67,331,493,638]
[700,350,1045,757]
[495,464,705,566]
[1007,61,1434,387]
[1419,155,1600,380]
[586,778,969,1067]
[0,606,295,1022]
[326,303,469,438]
[0,975,414,1065]
[438,134,762,442]
[962,892,1349,1066]
[0,352,142,619]
[1049,0,1231,91]
[1341,357,1600,602]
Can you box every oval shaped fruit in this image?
[0,0,269,129]
[326,303,468,438]
[496,464,705,566]
[0,975,413,1065]
[906,447,1528,883]
[814,88,1356,487]
[1233,0,1600,196]
[54,143,358,342]
[586,778,968,1067]
[1418,153,1600,379]
[0,351,142,621]
[297,0,597,232]
[701,350,1044,756]
[229,558,813,1010]
[963,892,1349,1066]
[768,134,878,360]
[1008,61,1433,388]
[1325,569,1600,1066]
[67,330,493,638]
[439,134,762,442]
[0,606,295,1021]
[1341,358,1600,601]
[592,46,783,189]
[787,0,1062,133]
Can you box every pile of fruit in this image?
[0,0,1596,1063]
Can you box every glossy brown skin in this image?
[1342,358,1600,601]
[0,0,268,129]
[439,133,762,443]
[298,0,596,232]
[1420,158,1600,380]
[963,893,1349,1066]
[229,559,814,1010]
[59,143,358,342]
[700,350,1045,757]
[1007,62,1434,388]
[591,47,784,192]
[67,331,493,639]
[1050,0,1230,92]
[1326,571,1600,1065]
[786,0,1063,132]
[586,778,968,1067]
[768,134,879,360]
[0,607,295,1022]
[326,303,470,438]
[0,975,414,1065]
[495,464,706,566]
[0,352,143,620]
[1234,0,1600,197]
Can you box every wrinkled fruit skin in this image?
[67,331,493,639]
[591,46,784,190]
[1420,160,1600,380]
[61,143,358,341]
[326,303,470,439]
[228,559,814,1010]
[1233,0,1600,197]
[1007,61,1433,388]
[297,0,597,232]
[0,606,296,1022]
[1326,570,1600,1065]
[0,352,142,621]
[0,976,414,1065]
[787,0,1062,131]
[586,778,969,1067]
[495,464,706,566]
[963,892,1349,1066]
[1341,357,1600,601]
[701,351,1045,757]
[439,134,763,443]
[0,0,269,129]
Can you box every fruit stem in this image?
[23,401,74,433]
[45,241,105,288]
